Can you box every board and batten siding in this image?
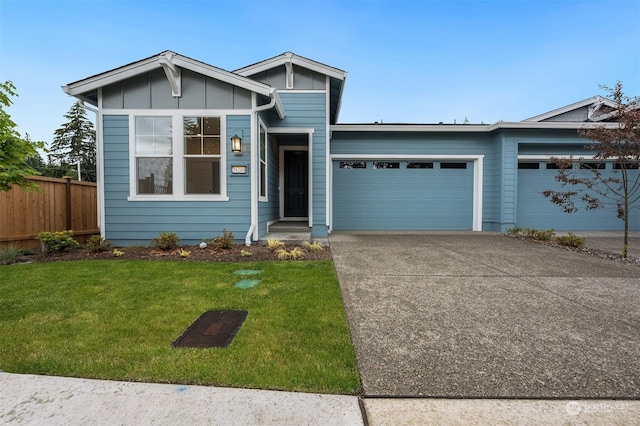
[102,114,252,246]
[102,68,251,110]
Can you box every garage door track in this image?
[330,232,640,398]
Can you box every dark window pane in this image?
[580,162,605,170]
[407,162,434,169]
[373,162,400,169]
[614,162,639,169]
[518,162,540,170]
[185,158,220,194]
[137,158,173,194]
[339,161,366,169]
[440,162,467,169]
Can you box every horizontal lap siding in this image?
[102,115,251,246]
[274,93,328,237]
[517,164,640,231]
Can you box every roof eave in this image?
[63,51,275,99]
[235,52,347,81]
[330,122,622,133]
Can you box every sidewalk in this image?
[2,373,639,425]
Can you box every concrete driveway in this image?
[329,232,640,398]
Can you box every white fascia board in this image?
[64,52,275,99]
[235,53,347,81]
[518,155,596,160]
[330,122,621,133]
[523,97,601,122]
[331,154,483,160]
[63,57,160,96]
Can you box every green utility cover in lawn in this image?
[235,279,260,289]
[234,270,262,275]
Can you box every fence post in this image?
[64,176,72,230]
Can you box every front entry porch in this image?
[260,221,327,245]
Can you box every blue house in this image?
[63,51,638,246]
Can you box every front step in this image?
[258,221,327,246]
[268,222,310,233]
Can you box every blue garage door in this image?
[517,161,640,231]
[333,160,474,230]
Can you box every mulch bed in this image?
[19,243,332,264]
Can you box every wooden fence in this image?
[0,176,99,250]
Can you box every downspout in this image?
[245,91,280,246]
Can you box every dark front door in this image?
[284,150,308,217]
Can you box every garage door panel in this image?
[333,160,473,231]
[517,165,640,231]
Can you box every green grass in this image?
[0,260,360,394]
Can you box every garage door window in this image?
[518,162,540,170]
[339,161,366,169]
[440,162,467,169]
[373,162,399,169]
[407,162,434,169]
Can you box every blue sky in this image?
[1,0,639,148]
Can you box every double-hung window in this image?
[184,116,222,195]
[135,116,173,195]
[132,114,227,200]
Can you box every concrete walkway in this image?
[2,232,639,424]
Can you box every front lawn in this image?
[0,260,360,394]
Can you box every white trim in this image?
[234,52,347,81]
[126,112,228,201]
[96,89,105,238]
[102,108,253,116]
[64,51,276,98]
[329,154,485,232]
[523,96,616,122]
[325,75,331,231]
[268,127,315,134]
[517,155,596,160]
[278,144,310,222]
[258,119,268,202]
[331,121,622,133]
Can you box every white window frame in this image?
[258,120,268,202]
[127,111,228,201]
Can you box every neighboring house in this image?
[62,51,639,246]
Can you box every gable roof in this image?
[235,52,347,124]
[234,51,347,80]
[63,51,285,118]
[523,96,618,123]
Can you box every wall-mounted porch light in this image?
[231,134,242,154]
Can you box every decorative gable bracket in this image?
[159,52,181,97]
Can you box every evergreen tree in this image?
[49,102,96,181]
[0,81,45,191]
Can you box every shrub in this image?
[267,239,285,251]
[240,249,253,257]
[276,247,305,260]
[85,235,113,253]
[555,232,586,249]
[112,249,124,257]
[506,227,523,236]
[152,232,180,251]
[303,241,324,252]
[525,228,555,241]
[0,243,21,265]
[36,230,79,253]
[210,229,235,250]
[179,248,191,258]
